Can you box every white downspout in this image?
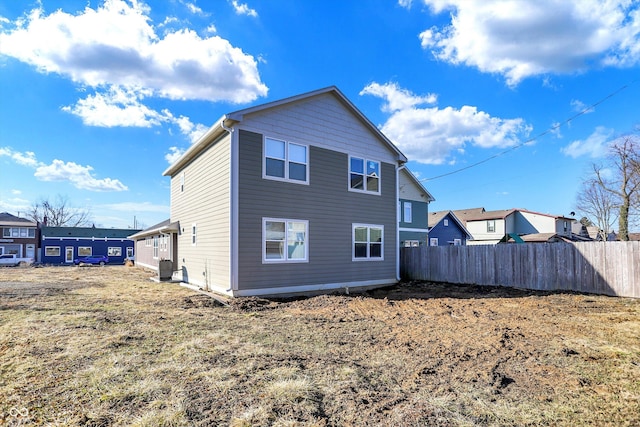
[221,118,238,295]
[396,163,406,281]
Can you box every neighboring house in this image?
[398,167,435,247]
[40,226,140,264]
[162,86,408,297]
[454,207,576,245]
[427,210,472,246]
[0,212,38,260]
[128,219,179,272]
[502,233,577,243]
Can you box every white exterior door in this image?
[26,244,35,258]
[65,247,74,263]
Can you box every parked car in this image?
[74,255,109,266]
[0,254,34,266]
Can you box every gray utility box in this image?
[158,260,173,281]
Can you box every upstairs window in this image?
[444,219,449,227]
[3,227,35,238]
[264,137,308,184]
[403,202,412,223]
[487,220,496,233]
[349,157,380,194]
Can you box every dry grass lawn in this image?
[0,266,639,426]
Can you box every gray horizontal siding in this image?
[237,93,399,164]
[170,133,231,291]
[238,130,397,290]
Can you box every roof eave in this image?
[162,116,236,177]
[128,221,179,239]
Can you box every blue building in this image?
[398,168,435,247]
[427,211,472,246]
[40,226,140,264]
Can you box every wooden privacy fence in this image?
[400,241,640,298]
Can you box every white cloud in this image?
[417,0,640,86]
[183,1,206,16]
[361,82,531,165]
[101,201,169,213]
[35,160,128,192]
[162,113,210,164]
[0,0,267,103]
[63,86,165,127]
[231,0,258,17]
[169,114,209,143]
[0,147,127,191]
[550,122,562,139]
[562,126,614,158]
[0,196,31,213]
[571,99,595,114]
[165,146,186,164]
[360,82,437,112]
[0,147,39,167]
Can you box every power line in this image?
[423,79,637,182]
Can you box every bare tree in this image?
[28,195,92,227]
[576,179,618,241]
[591,135,640,241]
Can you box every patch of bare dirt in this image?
[1,268,638,426]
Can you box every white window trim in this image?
[45,246,61,257]
[263,137,309,185]
[108,247,122,256]
[404,202,412,223]
[352,223,384,261]
[262,218,309,263]
[444,219,449,226]
[453,239,462,246]
[430,238,439,246]
[348,156,381,195]
[78,246,92,256]
[487,220,496,233]
[153,236,159,259]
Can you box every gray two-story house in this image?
[163,87,408,297]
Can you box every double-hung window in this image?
[349,157,380,194]
[263,218,308,263]
[487,220,496,233]
[353,224,383,261]
[264,137,308,183]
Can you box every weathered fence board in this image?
[400,242,640,298]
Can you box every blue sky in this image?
[1,0,639,230]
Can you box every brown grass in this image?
[0,266,638,426]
